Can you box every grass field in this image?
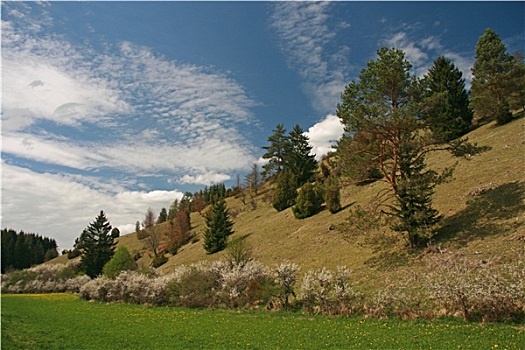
[2,294,524,349]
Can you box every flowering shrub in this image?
[300,266,362,316]
[426,253,525,322]
[366,276,431,320]
[273,261,300,309]
[1,263,82,294]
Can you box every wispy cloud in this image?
[383,31,473,85]
[1,2,260,246]
[270,2,351,113]
[2,5,258,178]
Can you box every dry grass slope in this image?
[52,117,525,287]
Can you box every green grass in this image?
[2,294,524,349]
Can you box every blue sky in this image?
[2,1,524,249]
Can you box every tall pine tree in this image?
[74,211,116,278]
[284,124,317,188]
[470,28,523,125]
[423,56,473,142]
[203,199,234,254]
[262,124,288,179]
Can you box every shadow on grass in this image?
[435,181,525,247]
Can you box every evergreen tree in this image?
[157,208,168,224]
[292,182,324,219]
[390,135,442,247]
[284,124,317,188]
[272,169,298,212]
[337,47,445,247]
[262,123,288,179]
[135,220,141,233]
[470,28,523,125]
[203,199,234,254]
[423,56,473,142]
[74,211,116,278]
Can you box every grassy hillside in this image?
[53,117,525,286]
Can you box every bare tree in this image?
[143,207,156,229]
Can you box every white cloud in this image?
[1,162,183,250]
[304,114,344,160]
[1,4,260,249]
[2,6,258,175]
[270,2,351,113]
[180,172,231,186]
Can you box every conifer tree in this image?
[74,211,116,278]
[470,28,523,125]
[203,199,234,254]
[262,123,288,179]
[337,47,445,247]
[423,56,473,142]
[284,124,317,188]
[157,208,168,224]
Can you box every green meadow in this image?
[2,294,523,350]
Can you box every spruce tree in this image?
[74,211,116,278]
[203,199,234,254]
[284,124,317,188]
[423,56,473,142]
[470,28,522,125]
[262,124,288,179]
[157,208,168,224]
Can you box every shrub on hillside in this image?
[300,266,362,316]
[273,261,300,310]
[103,246,137,278]
[426,253,525,322]
[292,183,324,219]
[1,263,83,294]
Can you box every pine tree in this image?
[74,211,116,278]
[262,124,288,179]
[272,169,298,212]
[157,208,168,224]
[337,47,445,247]
[203,199,234,254]
[423,56,473,142]
[292,182,324,219]
[470,28,523,125]
[284,124,317,188]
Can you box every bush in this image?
[300,266,361,316]
[103,246,137,278]
[273,261,300,310]
[1,263,83,294]
[292,183,323,219]
[324,178,341,214]
[152,254,168,268]
[426,253,525,322]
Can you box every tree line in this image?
[1,229,58,273]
